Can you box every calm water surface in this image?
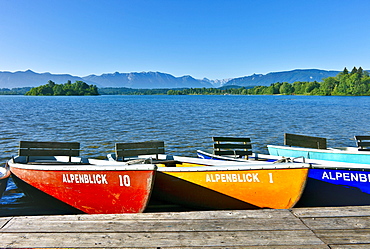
[1,95,370,214]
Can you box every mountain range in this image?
[0,69,341,89]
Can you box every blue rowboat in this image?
[297,164,370,207]
[267,133,370,164]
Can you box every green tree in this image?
[47,80,55,88]
[292,81,307,95]
[319,77,337,95]
[53,84,65,95]
[271,82,282,94]
[343,67,349,74]
[279,82,294,95]
[357,67,364,76]
[305,81,320,94]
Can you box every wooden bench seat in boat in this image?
[284,133,327,149]
[212,137,252,159]
[19,141,81,163]
[114,141,179,166]
[355,136,370,151]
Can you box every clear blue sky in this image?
[1,0,369,80]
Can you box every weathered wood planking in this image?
[0,209,324,248]
[292,206,370,247]
[2,217,306,232]
[0,231,324,248]
[292,205,370,218]
[4,209,294,221]
[2,206,370,248]
[0,217,11,228]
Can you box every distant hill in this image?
[0,70,87,88]
[0,69,342,89]
[0,70,213,89]
[83,72,213,88]
[225,69,340,87]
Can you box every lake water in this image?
[1,95,370,215]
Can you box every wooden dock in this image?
[1,205,370,248]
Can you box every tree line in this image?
[1,67,369,96]
[0,87,32,95]
[166,67,370,96]
[25,80,99,96]
[99,87,180,95]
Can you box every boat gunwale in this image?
[267,144,370,155]
[7,157,157,171]
[199,148,370,171]
[156,163,311,172]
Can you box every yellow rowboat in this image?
[149,155,310,210]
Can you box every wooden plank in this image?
[0,217,11,229]
[0,230,324,248]
[284,133,327,149]
[212,137,252,158]
[115,141,165,159]
[354,136,370,141]
[1,209,295,221]
[301,216,370,230]
[214,151,253,156]
[292,206,370,218]
[214,144,252,150]
[314,229,370,245]
[355,136,370,150]
[3,217,308,233]
[18,141,80,158]
[117,148,165,158]
[20,141,80,149]
[213,137,251,143]
[357,141,370,147]
[330,245,370,249]
[19,149,80,157]
[116,141,164,150]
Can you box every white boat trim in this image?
[267,145,370,155]
[8,156,157,171]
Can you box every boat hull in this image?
[296,168,370,207]
[267,145,370,164]
[199,149,370,207]
[8,158,156,214]
[0,166,11,198]
[153,161,309,210]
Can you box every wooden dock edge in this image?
[1,206,370,248]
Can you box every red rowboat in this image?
[7,156,156,214]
